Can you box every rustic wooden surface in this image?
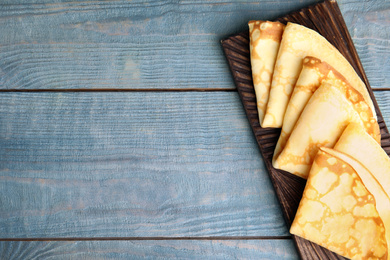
[0,0,389,259]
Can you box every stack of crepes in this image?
[249,21,389,259]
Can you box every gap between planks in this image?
[0,88,236,93]
[0,236,291,242]
[0,88,388,92]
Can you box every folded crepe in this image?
[273,57,381,162]
[262,22,376,128]
[248,21,285,126]
[273,80,380,179]
[334,123,390,198]
[290,147,390,259]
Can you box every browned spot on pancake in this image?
[277,140,330,175]
[304,56,351,86]
[291,149,388,259]
[248,21,285,60]
[299,57,380,143]
[249,21,285,41]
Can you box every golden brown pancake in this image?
[262,22,376,128]
[290,147,389,259]
[248,21,285,126]
[273,79,379,179]
[273,57,380,163]
[334,123,390,198]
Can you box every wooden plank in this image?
[0,0,388,90]
[374,90,390,124]
[0,239,299,259]
[340,1,390,89]
[0,91,288,238]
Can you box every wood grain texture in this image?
[0,91,289,238]
[0,0,319,90]
[0,0,388,89]
[0,0,389,259]
[0,240,299,260]
[340,0,390,89]
[374,91,390,124]
[0,90,388,242]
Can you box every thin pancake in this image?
[323,147,390,260]
[334,123,390,198]
[290,147,388,259]
[248,21,285,126]
[273,57,380,163]
[273,80,379,179]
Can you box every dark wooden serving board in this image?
[221,0,390,259]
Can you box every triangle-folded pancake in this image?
[273,57,380,162]
[290,147,389,259]
[323,147,390,260]
[262,22,376,128]
[248,21,285,126]
[334,123,390,198]
[273,80,379,179]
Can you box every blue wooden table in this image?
[0,0,389,259]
